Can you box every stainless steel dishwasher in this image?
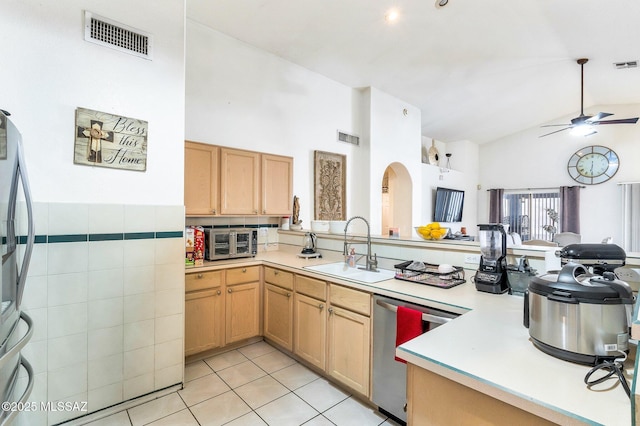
[372,294,459,424]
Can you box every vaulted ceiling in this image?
[186,0,640,144]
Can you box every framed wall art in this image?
[74,107,148,172]
[314,150,346,220]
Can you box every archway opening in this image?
[381,163,412,237]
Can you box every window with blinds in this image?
[502,190,559,241]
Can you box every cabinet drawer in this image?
[264,267,294,290]
[329,283,370,316]
[296,275,326,301]
[186,270,224,292]
[226,266,260,285]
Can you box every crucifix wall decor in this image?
[74,107,148,172]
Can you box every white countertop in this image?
[187,248,635,425]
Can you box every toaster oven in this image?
[205,228,257,260]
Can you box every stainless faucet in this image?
[343,216,378,272]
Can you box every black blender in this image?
[474,224,509,294]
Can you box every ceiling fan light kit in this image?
[539,58,639,138]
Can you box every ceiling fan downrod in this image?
[577,58,588,117]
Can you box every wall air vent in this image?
[337,130,360,146]
[613,61,638,69]
[84,11,153,60]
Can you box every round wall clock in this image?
[567,145,619,185]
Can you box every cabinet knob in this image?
[328,307,333,314]
[242,268,247,273]
[286,292,291,298]
[228,288,233,293]
[318,304,324,310]
[197,273,203,279]
[274,270,279,275]
[262,210,266,214]
[212,209,217,215]
[217,290,221,295]
[253,210,258,214]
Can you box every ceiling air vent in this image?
[337,130,360,146]
[84,11,153,60]
[613,61,638,69]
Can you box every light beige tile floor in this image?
[85,341,401,426]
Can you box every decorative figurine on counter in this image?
[291,196,303,230]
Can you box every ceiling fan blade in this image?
[592,117,639,125]
[539,127,572,138]
[586,112,614,122]
[541,124,572,128]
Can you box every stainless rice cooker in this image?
[524,263,634,365]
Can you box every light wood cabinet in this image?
[185,271,224,356]
[327,284,371,397]
[225,266,261,344]
[294,292,327,370]
[264,283,293,351]
[261,154,293,216]
[220,148,260,215]
[185,141,219,216]
[184,143,292,217]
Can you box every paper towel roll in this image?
[544,248,561,272]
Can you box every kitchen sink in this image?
[304,262,396,283]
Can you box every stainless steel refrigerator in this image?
[0,109,35,425]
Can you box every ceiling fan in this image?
[539,58,639,138]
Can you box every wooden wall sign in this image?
[74,107,148,172]
[314,150,346,220]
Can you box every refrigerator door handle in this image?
[0,356,34,426]
[0,312,34,371]
[14,140,35,309]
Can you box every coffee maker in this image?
[298,232,321,258]
[474,224,509,294]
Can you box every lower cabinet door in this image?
[185,287,224,356]
[264,283,293,351]
[327,305,371,397]
[226,282,260,344]
[293,293,327,370]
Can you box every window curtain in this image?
[621,183,640,252]
[559,186,581,233]
[488,188,504,223]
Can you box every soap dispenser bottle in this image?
[348,248,356,268]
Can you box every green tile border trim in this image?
[11,231,184,244]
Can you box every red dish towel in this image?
[395,306,425,363]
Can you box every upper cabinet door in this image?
[185,141,219,216]
[220,148,260,215]
[262,154,293,216]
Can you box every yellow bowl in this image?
[414,227,448,240]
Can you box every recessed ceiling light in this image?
[435,0,449,8]
[385,9,399,22]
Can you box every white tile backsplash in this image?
[48,332,87,371]
[124,265,155,295]
[124,205,156,233]
[48,303,87,339]
[124,292,155,324]
[88,325,124,360]
[89,204,125,234]
[123,239,156,267]
[88,297,124,330]
[89,240,124,270]
[20,203,184,420]
[88,353,124,390]
[47,241,89,275]
[49,203,89,235]
[89,268,124,300]
[124,319,155,351]
[48,363,88,401]
[48,272,88,307]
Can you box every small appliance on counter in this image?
[524,262,634,366]
[298,232,321,259]
[474,224,509,294]
[204,228,257,260]
[556,243,626,275]
[506,256,536,295]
